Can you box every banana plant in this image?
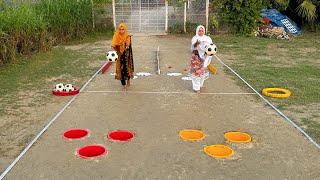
[273,0,318,22]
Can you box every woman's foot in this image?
[127,80,130,87]
[122,85,127,91]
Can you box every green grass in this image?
[64,30,114,45]
[211,32,320,142]
[0,0,96,64]
[301,118,320,142]
[0,31,111,117]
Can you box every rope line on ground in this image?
[83,90,256,95]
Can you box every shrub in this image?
[35,0,94,43]
[0,0,95,65]
[213,0,268,35]
[168,22,184,34]
[0,5,48,64]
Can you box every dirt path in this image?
[4,36,320,179]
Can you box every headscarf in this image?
[196,25,206,37]
[112,23,130,54]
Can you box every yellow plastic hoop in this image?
[262,88,291,98]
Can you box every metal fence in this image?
[114,0,166,33]
[187,0,206,26]
[113,0,209,34]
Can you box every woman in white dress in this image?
[189,25,213,93]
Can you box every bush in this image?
[208,14,219,34]
[168,22,184,34]
[213,0,268,35]
[186,21,198,34]
[0,5,48,64]
[35,0,94,43]
[0,0,95,65]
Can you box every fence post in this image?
[165,0,168,33]
[206,0,209,32]
[139,0,142,32]
[184,1,186,33]
[112,0,116,30]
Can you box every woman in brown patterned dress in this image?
[111,23,134,91]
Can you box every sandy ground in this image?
[2,36,320,179]
[0,40,110,173]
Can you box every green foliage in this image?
[0,5,48,64]
[295,0,318,22]
[168,22,184,34]
[271,0,290,11]
[208,15,219,34]
[0,0,95,65]
[316,24,320,32]
[93,0,112,4]
[271,0,319,23]
[167,0,185,6]
[168,21,198,34]
[213,0,267,35]
[185,21,198,34]
[35,0,94,43]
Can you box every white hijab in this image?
[191,25,213,66]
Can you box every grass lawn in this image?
[0,30,112,118]
[212,33,320,143]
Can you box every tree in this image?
[272,0,319,22]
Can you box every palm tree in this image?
[273,0,318,22]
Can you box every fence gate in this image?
[113,0,166,33]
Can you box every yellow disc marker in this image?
[262,88,291,98]
[224,131,252,143]
[204,145,234,158]
[179,129,205,141]
[207,64,217,75]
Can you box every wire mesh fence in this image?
[167,0,207,33]
[114,0,166,33]
[93,3,114,30]
[187,0,206,25]
[114,0,208,33]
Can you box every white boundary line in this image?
[214,55,320,149]
[157,46,160,75]
[83,90,255,95]
[0,62,109,180]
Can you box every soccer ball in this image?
[106,51,118,62]
[54,83,64,92]
[64,84,75,92]
[205,43,217,56]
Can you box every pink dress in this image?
[190,54,205,77]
